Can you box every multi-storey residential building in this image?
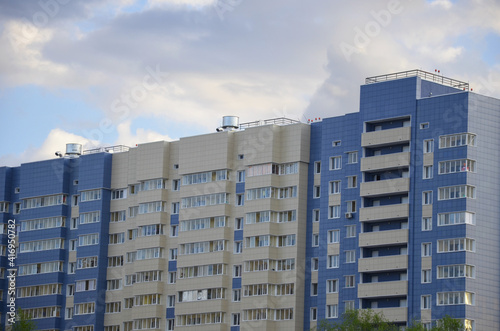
[0,118,311,331]
[0,70,499,330]
[305,70,500,331]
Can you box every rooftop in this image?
[365,69,470,91]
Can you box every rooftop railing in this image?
[239,117,301,129]
[83,145,130,155]
[365,69,469,91]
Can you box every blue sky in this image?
[1,0,499,166]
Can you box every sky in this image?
[0,0,499,167]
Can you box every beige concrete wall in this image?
[360,152,410,172]
[361,127,411,147]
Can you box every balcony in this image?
[359,204,409,222]
[360,178,410,197]
[359,229,408,247]
[363,307,408,323]
[361,127,411,148]
[361,152,410,172]
[358,255,408,273]
[358,280,408,298]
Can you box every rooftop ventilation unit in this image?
[65,143,82,157]
[216,116,239,132]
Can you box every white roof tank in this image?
[65,143,82,156]
[222,116,239,131]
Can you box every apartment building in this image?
[0,118,310,330]
[305,70,500,330]
[0,70,499,330]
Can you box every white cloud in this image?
[116,121,172,147]
[0,129,98,167]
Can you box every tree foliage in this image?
[9,309,37,331]
[315,310,464,331]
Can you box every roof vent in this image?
[65,143,82,157]
[216,116,239,132]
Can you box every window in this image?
[20,216,65,231]
[438,211,476,226]
[332,140,341,147]
[312,234,319,247]
[330,156,342,170]
[79,211,100,224]
[129,184,139,195]
[439,133,476,148]
[439,159,475,174]
[108,256,123,267]
[232,289,241,302]
[76,279,96,292]
[67,284,75,296]
[171,202,179,214]
[311,258,319,271]
[238,154,244,159]
[314,161,321,174]
[422,269,431,283]
[437,292,475,306]
[345,301,355,311]
[129,206,139,218]
[80,189,101,202]
[438,264,475,279]
[168,272,176,284]
[347,151,358,164]
[347,176,357,188]
[107,279,122,291]
[19,238,64,253]
[423,165,433,179]
[422,217,432,231]
[327,279,338,293]
[140,178,165,191]
[79,234,99,246]
[105,302,121,314]
[237,170,245,183]
[311,282,318,296]
[111,189,126,200]
[233,265,242,277]
[13,202,21,214]
[172,179,180,191]
[313,185,320,198]
[328,255,339,269]
[423,139,434,153]
[139,201,166,214]
[346,225,356,238]
[167,295,175,308]
[65,307,73,320]
[236,194,244,206]
[438,238,475,253]
[110,211,126,223]
[312,209,320,222]
[326,304,338,318]
[109,233,125,245]
[329,180,341,194]
[232,313,241,326]
[422,191,433,205]
[69,239,77,251]
[421,295,431,309]
[234,241,243,254]
[311,307,317,321]
[438,185,476,200]
[346,200,356,213]
[128,229,138,240]
[181,193,229,208]
[422,243,432,257]
[77,256,98,269]
[170,225,178,237]
[235,217,243,230]
[345,250,355,263]
[169,248,178,261]
[233,264,241,278]
[328,230,340,244]
[329,205,340,219]
[420,122,429,129]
